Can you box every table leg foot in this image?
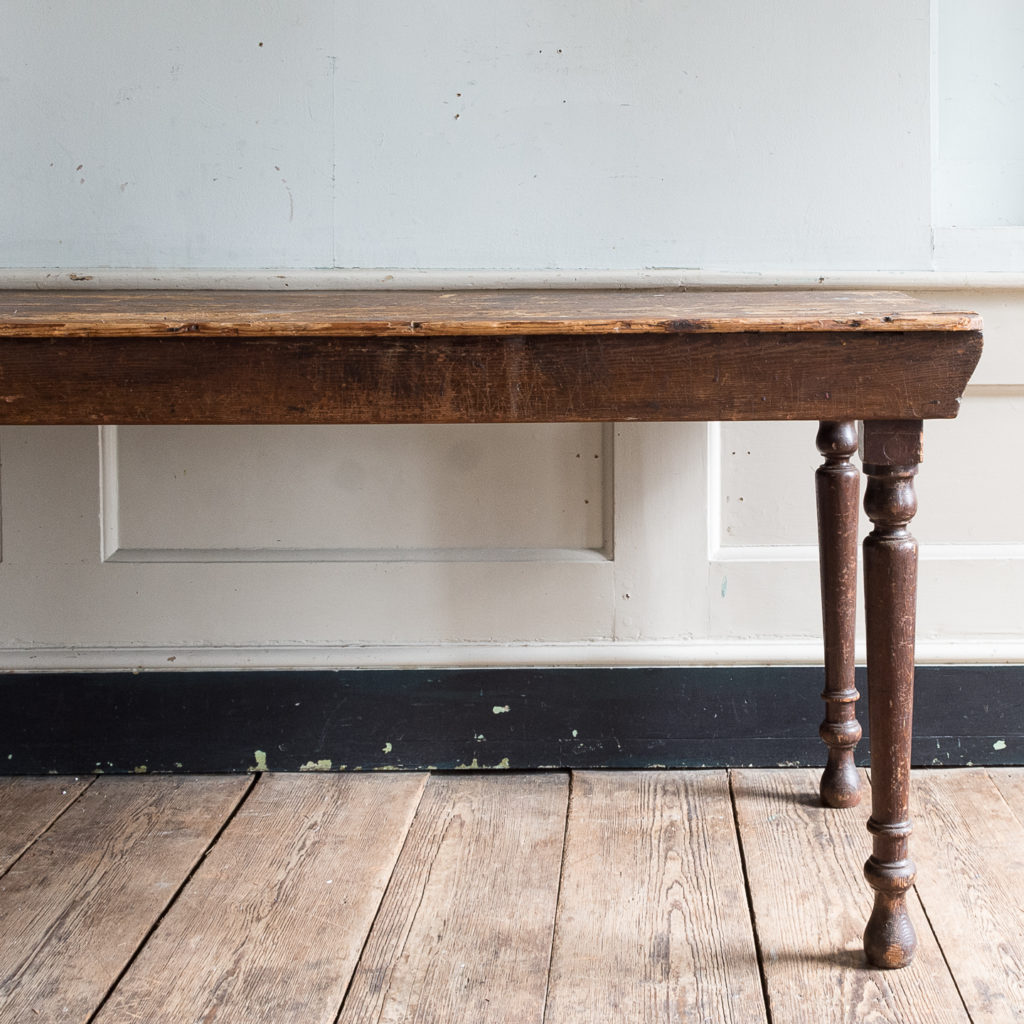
[819,733,861,809]
[860,419,922,970]
[815,421,861,808]
[864,850,917,968]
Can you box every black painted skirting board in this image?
[1,666,1021,774]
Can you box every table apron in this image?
[0,330,982,425]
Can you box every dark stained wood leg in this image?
[815,421,862,808]
[860,419,923,969]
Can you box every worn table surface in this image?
[0,288,982,336]
[0,289,982,425]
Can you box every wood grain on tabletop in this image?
[338,773,568,1024]
[0,775,251,1024]
[93,773,427,1024]
[731,768,970,1024]
[544,770,767,1024]
[0,289,981,335]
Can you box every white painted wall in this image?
[4,0,934,271]
[1,2,1021,669]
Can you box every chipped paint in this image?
[455,756,510,770]
[993,739,1007,750]
[473,733,486,742]
[133,765,148,774]
[382,742,393,754]
[492,705,511,715]
[249,749,269,773]
[571,729,578,738]
[299,759,332,772]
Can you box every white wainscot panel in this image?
[709,391,1024,656]
[105,424,607,561]
[0,425,618,656]
[716,397,1022,551]
[715,419,823,550]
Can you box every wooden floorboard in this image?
[911,768,1024,1024]
[0,775,250,1023]
[92,773,427,1024]
[338,772,568,1024]
[2,768,1023,1023]
[544,770,766,1023]
[989,766,1024,829]
[0,775,92,872]
[732,768,971,1024]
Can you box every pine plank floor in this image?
[1,769,1021,1023]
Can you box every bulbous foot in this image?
[863,856,918,969]
[819,755,861,808]
[864,897,917,968]
[818,717,862,807]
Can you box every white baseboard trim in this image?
[2,267,1024,290]
[2,639,1021,672]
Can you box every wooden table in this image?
[0,288,983,969]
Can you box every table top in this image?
[0,289,983,425]
[0,289,981,337]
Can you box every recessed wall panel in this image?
[717,396,1021,552]
[109,424,606,559]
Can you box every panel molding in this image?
[707,422,1024,563]
[4,638,1024,672]
[99,424,615,564]
[711,543,1024,565]
[4,267,1024,290]
[103,547,612,564]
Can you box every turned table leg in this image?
[815,421,862,807]
[861,419,923,969]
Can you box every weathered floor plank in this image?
[732,768,970,1024]
[0,775,92,872]
[92,773,428,1024]
[989,766,1024,827]
[544,770,767,1024]
[338,772,569,1024]
[911,768,1024,1024]
[4,768,1024,1023]
[0,775,251,1023]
